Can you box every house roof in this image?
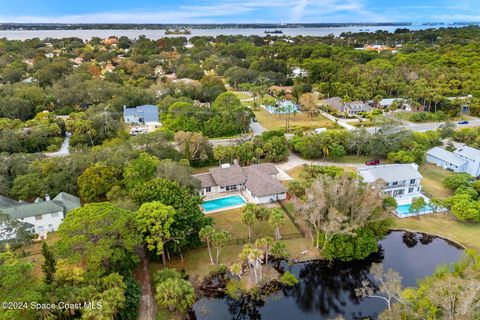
[123,105,159,123]
[0,192,80,220]
[193,163,286,197]
[344,101,370,111]
[243,166,287,197]
[53,192,81,212]
[192,172,217,188]
[358,163,422,183]
[1,201,65,220]
[0,195,21,209]
[427,147,468,167]
[323,97,344,111]
[454,145,480,161]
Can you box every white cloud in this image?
[0,0,386,23]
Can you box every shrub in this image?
[279,271,299,286]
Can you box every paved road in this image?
[209,121,267,146]
[44,132,71,157]
[320,111,356,131]
[367,118,480,133]
[276,151,364,172]
[250,121,267,135]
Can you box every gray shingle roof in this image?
[427,147,468,167]
[210,163,246,187]
[244,167,287,197]
[358,163,422,183]
[193,163,286,197]
[192,173,217,188]
[323,97,344,111]
[53,192,81,212]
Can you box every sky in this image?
[0,0,479,24]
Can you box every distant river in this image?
[0,25,471,40]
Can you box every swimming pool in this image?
[396,203,435,217]
[201,195,246,212]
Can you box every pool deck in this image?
[395,193,448,218]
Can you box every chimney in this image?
[45,194,51,201]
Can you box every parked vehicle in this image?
[252,118,257,122]
[365,159,380,166]
[458,120,469,124]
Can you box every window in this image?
[35,215,43,220]
[392,181,398,186]
[410,179,416,184]
[48,224,54,232]
[408,188,414,193]
[226,185,237,191]
[38,226,44,234]
[206,187,211,193]
[51,212,59,218]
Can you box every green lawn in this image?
[253,108,338,131]
[149,237,318,281]
[230,91,252,100]
[393,214,480,251]
[419,163,454,200]
[209,207,300,240]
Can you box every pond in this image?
[192,231,464,320]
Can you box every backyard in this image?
[419,163,454,200]
[393,214,480,251]
[253,108,338,131]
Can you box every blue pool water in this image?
[396,203,435,216]
[201,195,246,212]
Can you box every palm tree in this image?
[241,204,257,241]
[230,263,243,280]
[255,237,274,264]
[199,226,216,265]
[211,230,231,264]
[269,208,286,240]
[247,248,264,283]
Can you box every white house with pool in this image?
[358,163,446,217]
[193,163,288,212]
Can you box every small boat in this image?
[264,30,283,34]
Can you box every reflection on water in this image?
[193,231,464,320]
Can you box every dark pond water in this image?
[192,231,464,320]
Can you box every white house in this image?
[358,163,423,198]
[0,192,81,239]
[193,163,287,204]
[426,145,480,177]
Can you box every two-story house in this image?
[358,163,423,198]
[0,192,81,239]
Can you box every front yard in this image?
[253,108,338,131]
[419,163,454,200]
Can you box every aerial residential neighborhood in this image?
[0,2,480,320]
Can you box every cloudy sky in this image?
[0,0,479,24]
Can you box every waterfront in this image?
[0,25,472,40]
[192,231,464,320]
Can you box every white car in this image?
[314,128,327,134]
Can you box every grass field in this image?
[393,214,480,251]
[253,108,338,131]
[208,207,300,240]
[149,237,318,280]
[230,91,252,100]
[419,163,454,200]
